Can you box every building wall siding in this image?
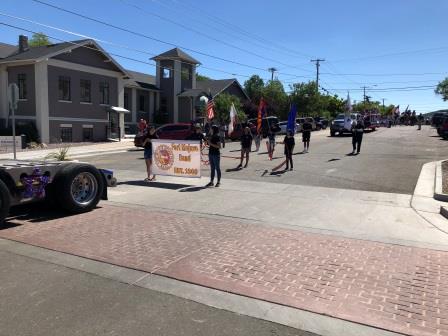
[178,97,192,123]
[49,120,107,143]
[53,46,120,71]
[47,65,117,120]
[7,64,36,117]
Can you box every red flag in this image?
[257,98,266,133]
[206,99,215,120]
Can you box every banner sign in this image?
[152,139,201,178]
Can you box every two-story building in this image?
[0,35,249,143]
[0,36,130,143]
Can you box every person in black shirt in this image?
[186,125,205,145]
[282,130,295,170]
[142,125,159,181]
[352,119,365,155]
[237,127,253,168]
[206,125,222,187]
[302,120,312,153]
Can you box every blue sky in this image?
[1,0,447,112]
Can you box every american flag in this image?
[206,99,215,120]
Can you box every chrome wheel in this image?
[70,172,98,206]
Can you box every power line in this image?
[117,0,313,73]
[123,0,315,65]
[159,0,314,60]
[29,0,314,78]
[0,22,251,80]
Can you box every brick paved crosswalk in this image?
[1,204,447,336]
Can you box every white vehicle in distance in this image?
[278,121,301,135]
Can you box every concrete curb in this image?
[411,161,448,234]
[441,206,448,220]
[434,160,448,202]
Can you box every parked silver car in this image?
[278,121,301,134]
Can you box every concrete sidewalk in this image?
[109,168,448,251]
[0,139,135,161]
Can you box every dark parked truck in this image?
[0,160,115,223]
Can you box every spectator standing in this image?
[267,131,276,160]
[142,125,158,182]
[206,125,222,187]
[237,127,253,168]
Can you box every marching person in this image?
[417,113,424,130]
[219,124,226,148]
[237,127,253,168]
[142,125,158,182]
[302,118,312,153]
[254,131,261,152]
[282,130,295,170]
[267,130,276,160]
[206,125,222,187]
[351,118,365,155]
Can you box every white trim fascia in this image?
[49,117,109,123]
[0,60,36,66]
[7,115,36,120]
[47,59,124,79]
[35,61,50,144]
[58,100,72,103]
[214,79,250,100]
[80,101,92,105]
[60,124,73,128]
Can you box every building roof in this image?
[178,78,249,100]
[124,69,160,91]
[151,47,201,65]
[0,39,128,76]
[0,42,17,59]
[0,39,90,62]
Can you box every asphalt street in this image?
[0,250,315,336]
[86,126,448,194]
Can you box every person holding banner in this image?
[267,131,276,160]
[254,131,261,152]
[237,127,253,169]
[142,125,159,182]
[206,125,222,187]
[282,130,295,170]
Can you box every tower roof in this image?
[151,47,201,65]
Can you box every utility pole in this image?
[268,67,277,81]
[362,86,367,103]
[310,59,325,93]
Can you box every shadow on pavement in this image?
[226,166,243,172]
[270,170,288,176]
[117,180,191,190]
[3,203,77,225]
[178,186,208,192]
[327,158,341,162]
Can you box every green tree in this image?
[436,78,448,101]
[213,93,246,124]
[29,32,51,47]
[263,80,288,119]
[196,73,211,81]
[244,75,264,104]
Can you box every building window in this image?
[139,95,146,111]
[18,74,27,99]
[80,79,91,103]
[181,68,190,80]
[124,92,130,110]
[83,127,93,141]
[99,81,110,105]
[162,68,171,79]
[60,127,72,142]
[58,76,71,101]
